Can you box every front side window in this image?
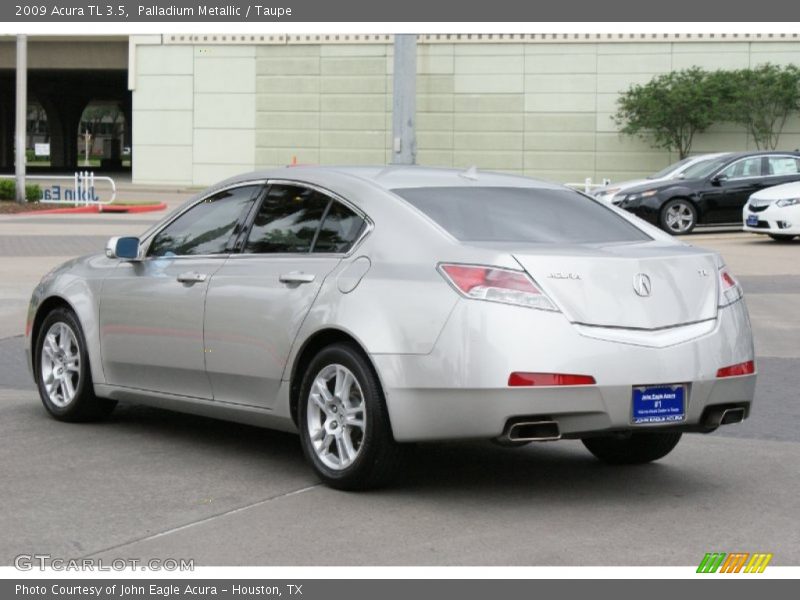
[393,186,650,244]
[148,185,259,257]
[719,157,763,180]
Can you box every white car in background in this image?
[592,153,730,204]
[743,180,800,241]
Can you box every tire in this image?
[34,307,116,422]
[659,199,698,235]
[768,234,796,242]
[298,343,404,490]
[582,431,682,465]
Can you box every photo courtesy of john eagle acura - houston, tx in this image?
[25,166,756,489]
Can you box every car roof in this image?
[221,165,565,192]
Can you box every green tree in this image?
[614,68,725,159]
[721,64,800,150]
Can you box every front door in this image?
[99,184,261,398]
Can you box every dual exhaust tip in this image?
[501,406,746,442]
[504,420,561,442]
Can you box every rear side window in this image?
[313,202,366,253]
[768,156,800,175]
[393,186,651,244]
[244,184,329,253]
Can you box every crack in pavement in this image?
[80,484,322,559]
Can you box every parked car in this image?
[612,151,800,234]
[592,153,730,204]
[25,166,756,489]
[743,180,800,241]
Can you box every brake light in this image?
[716,360,755,378]
[509,372,596,386]
[439,264,558,311]
[719,265,743,307]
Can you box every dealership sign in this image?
[33,172,116,205]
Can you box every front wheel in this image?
[298,343,404,490]
[582,431,682,465]
[35,307,116,422]
[659,199,697,235]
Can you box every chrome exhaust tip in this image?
[720,407,746,426]
[506,420,561,442]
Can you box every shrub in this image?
[0,180,14,200]
[0,180,42,202]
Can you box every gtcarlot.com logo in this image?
[697,552,773,573]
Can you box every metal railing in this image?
[0,171,116,205]
[564,177,612,194]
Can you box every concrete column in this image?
[391,34,417,165]
[15,34,27,202]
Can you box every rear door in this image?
[203,182,368,408]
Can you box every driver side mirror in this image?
[106,236,141,261]
[711,174,728,186]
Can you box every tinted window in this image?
[720,157,763,179]
[149,186,258,257]
[394,186,651,244]
[649,157,692,179]
[768,156,800,175]
[313,202,366,253]
[681,156,730,179]
[244,184,328,253]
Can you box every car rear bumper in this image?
[373,299,756,442]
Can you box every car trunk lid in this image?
[509,242,719,330]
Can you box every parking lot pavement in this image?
[1,222,799,566]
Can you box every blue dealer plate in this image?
[632,385,686,424]
[746,214,759,227]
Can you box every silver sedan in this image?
[25,166,756,489]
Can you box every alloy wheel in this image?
[40,322,81,408]
[664,202,695,234]
[306,364,366,470]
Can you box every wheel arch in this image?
[288,327,383,427]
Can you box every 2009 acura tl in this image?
[25,166,756,489]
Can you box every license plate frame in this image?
[746,214,759,227]
[632,385,686,424]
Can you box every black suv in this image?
[613,151,800,234]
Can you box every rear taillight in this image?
[439,264,558,311]
[509,372,596,386]
[716,360,755,378]
[718,265,743,307]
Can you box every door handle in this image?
[279,271,316,284]
[177,271,208,284]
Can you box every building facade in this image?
[131,34,800,186]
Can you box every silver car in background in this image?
[25,166,756,489]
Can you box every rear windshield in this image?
[393,186,651,244]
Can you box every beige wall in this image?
[131,37,800,187]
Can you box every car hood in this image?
[750,181,800,201]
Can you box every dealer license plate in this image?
[632,385,686,424]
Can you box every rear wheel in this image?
[768,234,796,242]
[582,431,682,465]
[298,343,404,490]
[35,308,116,422]
[659,199,697,235]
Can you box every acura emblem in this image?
[633,273,652,297]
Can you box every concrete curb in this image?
[15,203,168,216]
